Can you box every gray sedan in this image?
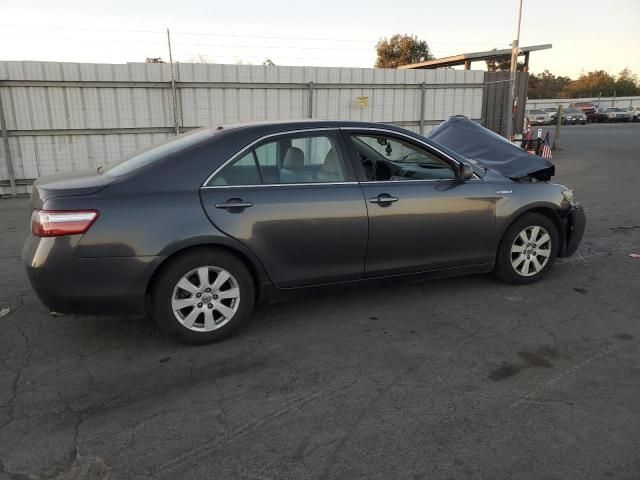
[561,108,587,125]
[23,119,585,344]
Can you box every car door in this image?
[342,128,498,277]
[200,129,368,288]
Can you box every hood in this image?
[427,116,555,181]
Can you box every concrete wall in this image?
[0,61,485,195]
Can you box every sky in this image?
[1,0,639,78]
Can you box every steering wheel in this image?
[360,155,377,181]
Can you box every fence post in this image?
[167,29,180,135]
[419,82,426,135]
[0,88,17,196]
[308,81,314,119]
[552,105,563,151]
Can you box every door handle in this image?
[369,194,399,205]
[215,198,253,209]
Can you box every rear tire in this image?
[494,213,559,285]
[151,249,255,344]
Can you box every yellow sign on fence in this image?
[356,96,369,108]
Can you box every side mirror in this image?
[459,163,474,181]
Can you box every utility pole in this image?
[505,0,524,140]
[167,28,180,135]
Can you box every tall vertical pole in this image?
[308,81,314,118]
[0,89,17,196]
[419,82,426,135]
[505,0,524,139]
[167,29,180,135]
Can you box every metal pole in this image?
[505,0,524,139]
[308,81,314,118]
[419,82,426,135]
[552,105,562,151]
[167,29,180,135]
[0,90,17,196]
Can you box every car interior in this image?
[209,132,456,186]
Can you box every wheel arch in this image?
[145,242,273,305]
[497,204,567,257]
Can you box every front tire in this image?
[494,213,559,285]
[151,249,255,344]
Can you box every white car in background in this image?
[542,107,559,124]
[525,109,550,126]
[626,106,639,121]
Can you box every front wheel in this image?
[494,213,559,285]
[151,249,255,344]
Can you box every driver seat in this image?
[316,149,343,182]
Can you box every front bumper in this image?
[22,235,164,315]
[559,204,586,258]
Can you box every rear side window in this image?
[207,132,347,186]
[103,129,214,176]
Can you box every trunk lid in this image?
[30,168,115,208]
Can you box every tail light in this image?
[31,209,99,237]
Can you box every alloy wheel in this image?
[171,266,240,332]
[510,225,552,277]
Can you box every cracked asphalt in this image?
[1,123,639,480]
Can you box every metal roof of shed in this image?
[398,44,552,69]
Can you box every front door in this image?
[200,129,368,287]
[343,130,497,277]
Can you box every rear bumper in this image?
[559,204,586,258]
[22,235,164,315]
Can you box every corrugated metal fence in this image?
[0,61,485,195]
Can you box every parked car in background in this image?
[632,106,640,121]
[561,108,588,125]
[542,107,559,124]
[598,107,632,123]
[22,119,584,344]
[571,102,599,123]
[525,109,549,126]
[622,107,637,122]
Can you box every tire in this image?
[494,213,560,285]
[151,248,255,344]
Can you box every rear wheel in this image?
[151,249,255,344]
[494,213,559,284]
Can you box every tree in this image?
[190,54,212,64]
[145,57,165,63]
[263,59,276,66]
[375,34,434,68]
[559,70,616,98]
[527,70,571,99]
[614,68,640,96]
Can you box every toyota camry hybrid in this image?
[23,116,585,344]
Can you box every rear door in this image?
[342,128,497,277]
[200,129,368,288]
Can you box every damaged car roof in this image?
[427,115,555,181]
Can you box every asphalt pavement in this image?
[0,123,639,480]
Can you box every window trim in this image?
[201,128,352,188]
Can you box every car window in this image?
[104,129,213,176]
[208,132,347,186]
[350,134,456,181]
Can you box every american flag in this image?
[540,132,553,159]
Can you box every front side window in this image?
[350,134,456,181]
[208,132,347,186]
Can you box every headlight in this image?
[562,189,575,206]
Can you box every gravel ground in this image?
[0,123,639,480]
